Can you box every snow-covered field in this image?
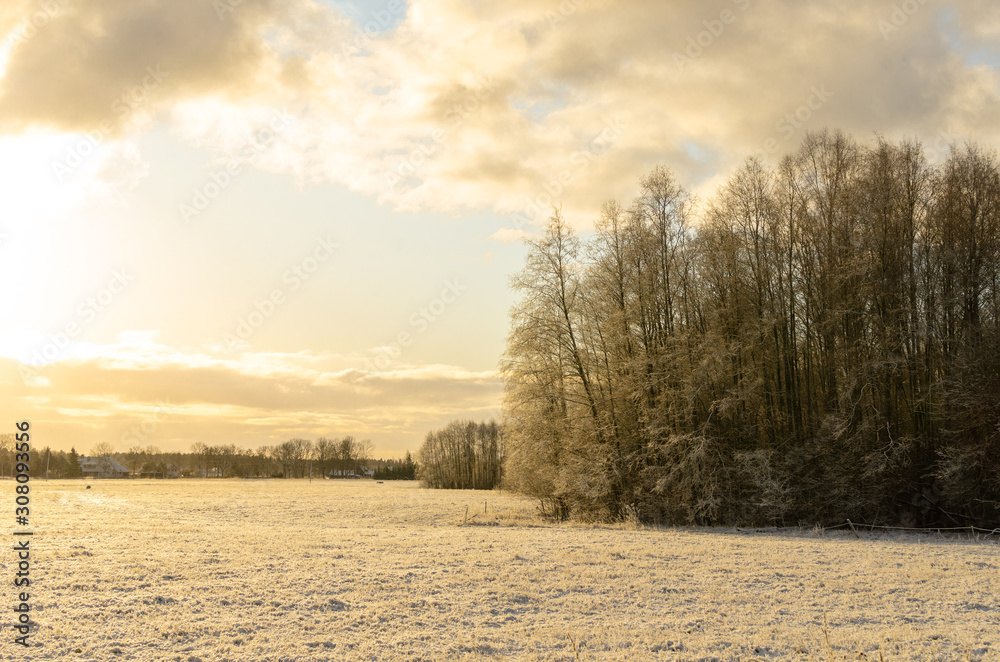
[4,479,999,661]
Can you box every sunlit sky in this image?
[1,0,998,455]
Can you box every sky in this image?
[0,0,998,456]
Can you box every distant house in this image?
[78,456,130,479]
[327,467,375,479]
[138,464,181,479]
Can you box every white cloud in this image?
[4,1,996,225]
[0,339,501,452]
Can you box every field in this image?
[2,480,999,661]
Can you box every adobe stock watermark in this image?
[120,400,171,447]
[179,110,294,223]
[775,85,833,140]
[878,0,931,40]
[509,116,628,232]
[752,85,833,161]
[537,0,587,31]
[51,65,170,182]
[673,0,752,72]
[18,269,135,385]
[364,278,468,372]
[223,236,338,348]
[334,0,407,64]
[214,0,245,20]
[923,128,959,166]
[384,75,498,194]
[5,0,72,49]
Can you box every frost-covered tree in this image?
[503,131,1000,527]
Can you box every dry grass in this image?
[3,479,998,661]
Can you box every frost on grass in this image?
[3,480,998,661]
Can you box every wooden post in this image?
[846,519,860,539]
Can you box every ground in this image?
[2,479,998,661]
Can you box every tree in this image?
[126,445,145,477]
[0,433,14,477]
[288,438,313,478]
[191,442,209,476]
[315,437,336,476]
[375,451,418,480]
[418,421,503,490]
[273,441,296,478]
[502,133,1000,527]
[66,447,83,478]
[91,442,119,477]
[356,439,374,472]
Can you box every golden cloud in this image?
[3,0,997,222]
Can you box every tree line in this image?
[0,439,86,479]
[373,451,417,480]
[502,130,1000,527]
[417,420,504,490]
[0,435,407,479]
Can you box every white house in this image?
[328,467,375,479]
[78,455,130,479]
[139,463,181,479]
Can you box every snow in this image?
[3,479,998,661]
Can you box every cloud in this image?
[0,342,501,453]
[952,1,1000,40]
[0,0,345,133]
[216,0,1000,219]
[3,1,998,223]
[3,0,998,454]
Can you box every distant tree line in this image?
[503,130,1000,528]
[0,439,85,479]
[0,435,410,479]
[418,420,504,490]
[373,451,417,480]
[189,436,376,478]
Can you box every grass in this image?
[4,478,998,661]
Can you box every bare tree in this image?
[502,133,1000,527]
[90,442,119,477]
[0,433,14,477]
[418,421,503,490]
